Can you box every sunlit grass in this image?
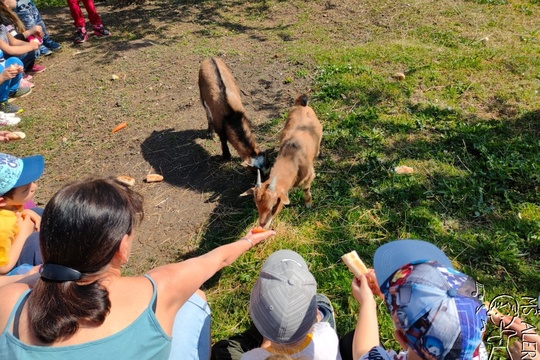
[33,0,540,353]
[194,0,540,353]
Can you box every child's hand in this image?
[16,211,36,236]
[0,131,11,142]
[8,64,23,74]
[21,209,41,231]
[3,65,19,79]
[32,25,44,38]
[352,274,376,305]
[29,39,40,50]
[365,269,384,299]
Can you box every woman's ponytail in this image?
[28,280,111,343]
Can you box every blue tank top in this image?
[0,275,172,360]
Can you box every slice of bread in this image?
[6,131,25,140]
[341,250,369,279]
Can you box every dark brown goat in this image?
[198,57,271,173]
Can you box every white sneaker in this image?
[0,112,21,126]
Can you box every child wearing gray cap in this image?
[241,249,342,360]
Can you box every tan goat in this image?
[198,57,271,173]
[241,95,322,228]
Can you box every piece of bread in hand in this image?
[116,175,135,187]
[6,131,25,140]
[341,250,369,279]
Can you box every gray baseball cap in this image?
[249,250,317,344]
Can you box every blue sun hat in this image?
[372,240,487,360]
[0,153,44,196]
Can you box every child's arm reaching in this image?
[352,274,380,360]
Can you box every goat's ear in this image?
[282,193,290,205]
[240,188,255,197]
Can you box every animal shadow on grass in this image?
[140,129,261,285]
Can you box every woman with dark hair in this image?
[0,178,275,359]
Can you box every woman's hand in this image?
[241,227,276,248]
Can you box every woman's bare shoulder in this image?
[0,282,31,303]
[0,282,31,329]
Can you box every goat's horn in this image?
[256,169,262,188]
[269,176,277,191]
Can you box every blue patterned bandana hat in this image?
[379,260,487,359]
[0,153,44,196]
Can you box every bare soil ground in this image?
[20,0,348,272]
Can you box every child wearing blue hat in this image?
[0,152,44,274]
[342,239,488,360]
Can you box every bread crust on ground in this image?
[116,175,135,187]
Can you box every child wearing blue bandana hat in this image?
[341,239,488,360]
[0,152,44,274]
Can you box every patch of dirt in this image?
[19,0,352,272]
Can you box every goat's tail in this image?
[295,94,309,107]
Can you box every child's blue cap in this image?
[0,153,44,196]
[373,240,487,360]
[374,239,453,288]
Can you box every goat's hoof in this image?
[305,202,313,209]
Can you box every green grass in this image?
[189,0,540,354]
[34,0,540,354]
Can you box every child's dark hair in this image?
[27,178,144,343]
[1,187,15,199]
